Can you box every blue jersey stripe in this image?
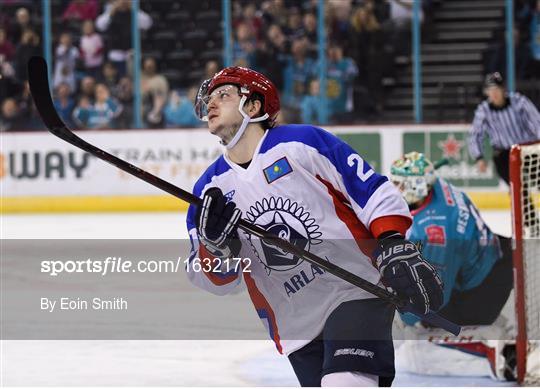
[260,125,388,209]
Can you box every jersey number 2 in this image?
[347,154,374,181]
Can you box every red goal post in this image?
[509,141,540,384]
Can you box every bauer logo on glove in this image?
[375,242,418,271]
[373,233,444,314]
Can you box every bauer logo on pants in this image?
[334,348,375,358]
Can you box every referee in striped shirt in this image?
[468,72,540,184]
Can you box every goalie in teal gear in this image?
[390,152,513,326]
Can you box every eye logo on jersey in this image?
[245,197,322,274]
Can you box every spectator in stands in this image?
[260,0,288,27]
[301,78,321,124]
[367,0,391,24]
[386,0,423,56]
[232,21,256,67]
[14,29,40,82]
[72,96,92,128]
[237,2,263,42]
[79,75,96,102]
[282,36,316,113]
[164,87,200,128]
[53,82,76,128]
[325,43,358,122]
[141,56,168,128]
[114,76,133,128]
[0,98,25,131]
[0,55,20,104]
[0,27,15,63]
[96,0,152,76]
[328,0,352,52]
[10,7,34,45]
[232,1,244,25]
[79,20,104,79]
[99,61,119,93]
[62,0,99,22]
[301,12,318,57]
[73,83,122,129]
[349,5,387,113]
[53,32,79,92]
[16,80,42,130]
[284,7,303,39]
[349,5,381,79]
[204,60,219,80]
[254,23,289,91]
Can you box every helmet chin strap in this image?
[222,95,269,150]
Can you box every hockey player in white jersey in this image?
[185,67,444,387]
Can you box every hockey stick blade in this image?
[402,303,461,336]
[27,56,460,336]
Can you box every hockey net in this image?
[510,141,540,384]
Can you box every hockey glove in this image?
[374,233,443,314]
[195,187,242,258]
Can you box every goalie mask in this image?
[194,66,280,149]
[390,152,436,205]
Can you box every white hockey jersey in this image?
[186,124,411,355]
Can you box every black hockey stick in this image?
[28,56,460,335]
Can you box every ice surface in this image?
[1,210,516,386]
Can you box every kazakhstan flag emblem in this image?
[263,157,293,184]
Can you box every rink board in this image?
[2,125,510,212]
[1,192,511,213]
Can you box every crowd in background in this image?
[1,0,539,131]
[517,0,540,77]
[484,0,540,81]
[230,0,436,123]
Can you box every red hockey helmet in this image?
[195,66,280,125]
